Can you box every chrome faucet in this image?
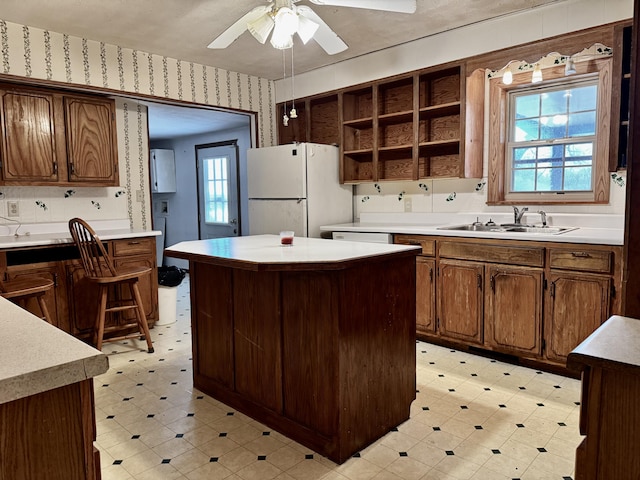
[537,210,547,226]
[513,206,528,225]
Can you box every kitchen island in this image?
[165,235,420,463]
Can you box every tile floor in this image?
[96,275,581,480]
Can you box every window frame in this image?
[487,58,612,205]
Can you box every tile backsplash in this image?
[0,186,130,225]
[355,171,627,219]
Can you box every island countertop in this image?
[0,297,109,405]
[165,234,420,270]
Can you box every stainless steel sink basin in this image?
[438,224,577,235]
[503,226,577,234]
[440,224,507,232]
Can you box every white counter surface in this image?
[166,234,419,267]
[321,213,624,245]
[0,297,108,404]
[0,219,160,249]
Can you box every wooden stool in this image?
[68,218,154,353]
[0,276,54,324]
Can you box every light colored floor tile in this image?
[96,275,580,480]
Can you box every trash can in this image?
[156,266,186,326]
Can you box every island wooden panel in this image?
[186,252,416,463]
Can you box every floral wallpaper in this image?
[0,18,275,229]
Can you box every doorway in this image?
[196,141,240,239]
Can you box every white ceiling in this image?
[0,0,566,139]
[142,101,251,140]
[0,0,565,81]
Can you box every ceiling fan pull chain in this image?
[290,44,297,119]
[282,48,289,126]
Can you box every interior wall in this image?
[151,125,252,268]
[0,17,275,230]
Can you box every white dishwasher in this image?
[331,231,393,244]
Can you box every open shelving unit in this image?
[277,61,484,184]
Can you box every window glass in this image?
[203,156,229,224]
[507,79,597,194]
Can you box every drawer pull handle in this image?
[571,252,591,258]
[128,241,141,245]
[408,241,421,245]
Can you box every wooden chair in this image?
[68,217,154,353]
[0,276,54,324]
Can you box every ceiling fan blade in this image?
[207,5,273,49]
[296,6,348,55]
[308,0,416,14]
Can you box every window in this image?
[508,80,597,194]
[202,155,229,223]
[487,59,612,205]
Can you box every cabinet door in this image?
[545,272,611,363]
[0,88,62,182]
[5,263,67,331]
[416,257,436,334]
[485,265,543,356]
[64,96,118,185]
[437,260,483,343]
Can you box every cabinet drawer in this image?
[549,248,612,273]
[111,237,155,257]
[439,241,544,267]
[394,235,435,256]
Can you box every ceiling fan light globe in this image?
[270,26,293,49]
[275,7,299,36]
[247,14,275,44]
[296,15,319,44]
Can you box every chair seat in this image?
[86,265,152,285]
[1,277,54,299]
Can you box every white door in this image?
[196,142,240,239]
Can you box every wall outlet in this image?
[136,190,144,203]
[404,197,412,212]
[7,201,19,217]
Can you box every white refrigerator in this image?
[247,143,353,237]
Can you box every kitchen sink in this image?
[439,224,508,232]
[438,224,577,235]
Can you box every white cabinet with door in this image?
[150,149,177,193]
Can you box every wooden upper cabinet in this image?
[0,83,118,186]
[64,95,118,185]
[0,87,63,182]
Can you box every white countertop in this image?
[0,297,109,404]
[0,219,160,249]
[321,213,624,245]
[166,234,420,266]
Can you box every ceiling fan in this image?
[207,0,417,55]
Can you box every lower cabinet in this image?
[437,260,483,344]
[544,271,610,362]
[485,265,543,356]
[1,238,158,341]
[396,234,621,370]
[416,257,436,334]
